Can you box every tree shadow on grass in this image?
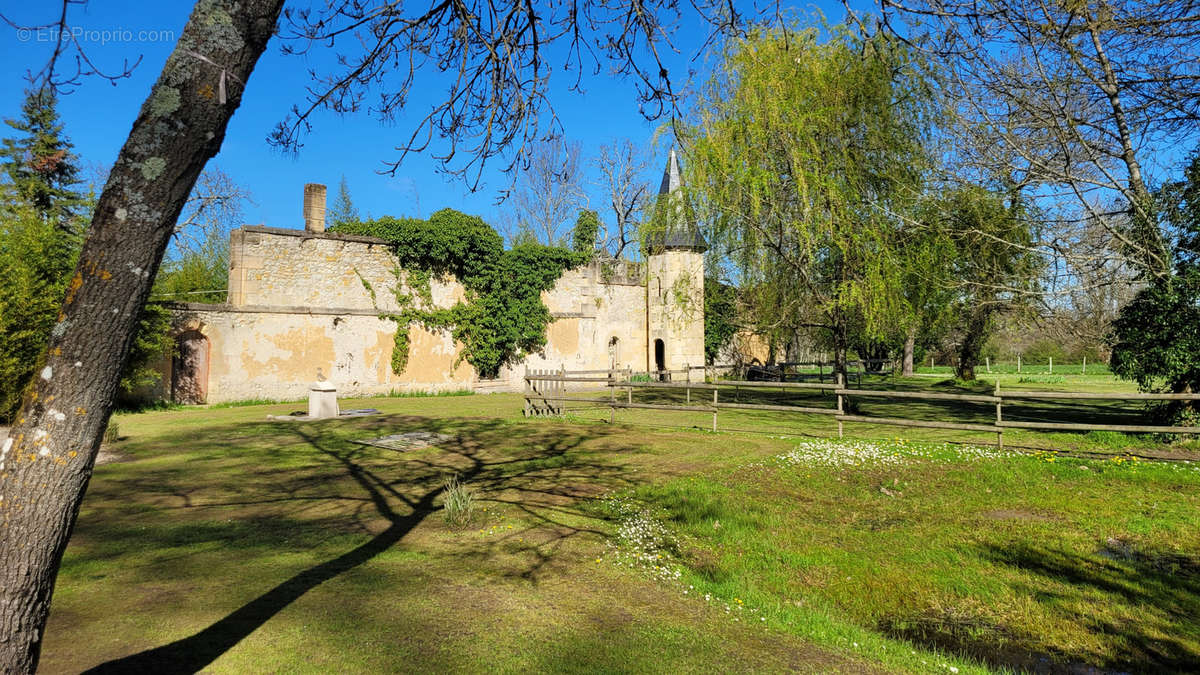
[883,541,1200,674]
[84,416,632,673]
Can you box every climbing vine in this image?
[334,209,588,378]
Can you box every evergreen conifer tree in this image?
[328,174,360,228]
[0,87,84,230]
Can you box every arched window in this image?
[608,335,620,368]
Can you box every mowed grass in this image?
[40,381,1200,673]
[628,441,1200,673]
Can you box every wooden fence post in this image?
[985,357,990,374]
[558,364,566,417]
[836,372,845,439]
[995,380,1003,450]
[529,369,537,417]
[712,387,718,432]
[609,366,616,424]
[542,368,548,417]
[1049,357,1053,375]
[1082,356,1087,375]
[1017,354,1021,373]
[686,362,691,404]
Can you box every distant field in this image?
[40,390,1199,673]
[914,363,1112,376]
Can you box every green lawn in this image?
[40,384,1200,673]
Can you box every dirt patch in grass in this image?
[95,446,129,465]
[3,425,126,465]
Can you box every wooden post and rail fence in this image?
[522,367,1200,445]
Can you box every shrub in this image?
[0,202,78,420]
[102,421,120,444]
[441,474,476,527]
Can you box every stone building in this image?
[160,151,706,403]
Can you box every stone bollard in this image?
[308,368,339,419]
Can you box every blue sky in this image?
[1,1,855,237]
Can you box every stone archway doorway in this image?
[172,330,210,404]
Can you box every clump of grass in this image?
[1017,375,1065,384]
[208,397,303,409]
[382,388,474,398]
[1084,429,1137,449]
[441,474,476,527]
[102,421,120,444]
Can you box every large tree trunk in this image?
[830,316,850,387]
[902,330,916,377]
[956,309,992,381]
[0,2,283,670]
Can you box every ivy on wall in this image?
[334,209,588,378]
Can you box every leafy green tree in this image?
[0,192,183,420]
[154,225,230,304]
[686,24,933,379]
[0,203,79,420]
[1110,147,1200,420]
[892,220,958,376]
[329,174,360,228]
[703,278,738,364]
[570,209,600,254]
[0,88,84,230]
[924,186,1040,380]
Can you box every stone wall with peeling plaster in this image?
[158,224,704,403]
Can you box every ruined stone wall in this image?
[164,227,673,402]
[169,306,474,403]
[526,261,649,376]
[228,226,462,312]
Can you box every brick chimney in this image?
[303,183,327,233]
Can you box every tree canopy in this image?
[1109,145,1200,417]
[685,24,934,374]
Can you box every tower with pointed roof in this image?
[646,149,706,374]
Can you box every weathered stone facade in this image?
[157,154,707,403]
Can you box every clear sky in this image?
[0,1,855,238]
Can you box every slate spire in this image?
[651,148,707,252]
[659,147,683,196]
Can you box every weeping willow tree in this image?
[684,23,934,377]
